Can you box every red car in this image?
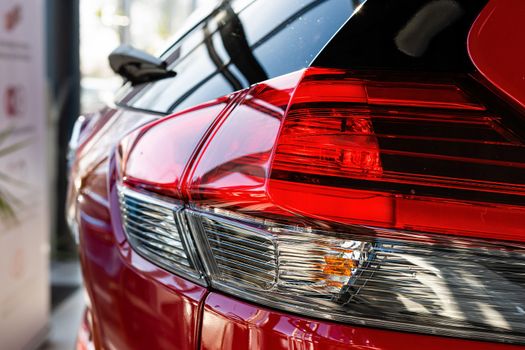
[68,0,525,349]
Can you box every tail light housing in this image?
[118,186,204,282]
[117,67,525,344]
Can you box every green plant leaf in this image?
[0,188,16,221]
[0,127,32,223]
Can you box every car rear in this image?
[68,1,525,349]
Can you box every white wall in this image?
[0,0,49,349]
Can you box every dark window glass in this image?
[175,72,233,112]
[129,45,218,113]
[118,0,362,114]
[250,0,354,77]
[314,0,488,72]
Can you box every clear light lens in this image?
[118,186,205,283]
[188,209,525,344]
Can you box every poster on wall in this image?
[0,0,49,349]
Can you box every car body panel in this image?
[201,293,523,350]
[468,0,525,110]
[77,152,207,350]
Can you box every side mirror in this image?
[109,45,176,85]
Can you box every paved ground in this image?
[38,261,84,350]
[39,290,84,350]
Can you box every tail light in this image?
[187,210,525,343]
[118,67,525,344]
[118,186,203,282]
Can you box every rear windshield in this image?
[314,0,488,72]
[117,0,364,114]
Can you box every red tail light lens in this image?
[186,68,525,241]
[121,98,230,198]
[186,71,304,216]
[118,67,525,344]
[272,69,525,241]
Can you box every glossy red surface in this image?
[271,68,525,240]
[468,0,525,110]
[201,292,523,350]
[186,70,304,216]
[79,207,206,350]
[73,109,208,350]
[122,98,230,198]
[185,67,525,241]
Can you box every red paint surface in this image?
[77,153,207,350]
[72,108,208,350]
[201,292,523,350]
[468,0,525,110]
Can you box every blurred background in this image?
[79,0,214,114]
[56,0,215,254]
[0,0,214,349]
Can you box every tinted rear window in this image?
[314,0,488,72]
[118,0,363,114]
